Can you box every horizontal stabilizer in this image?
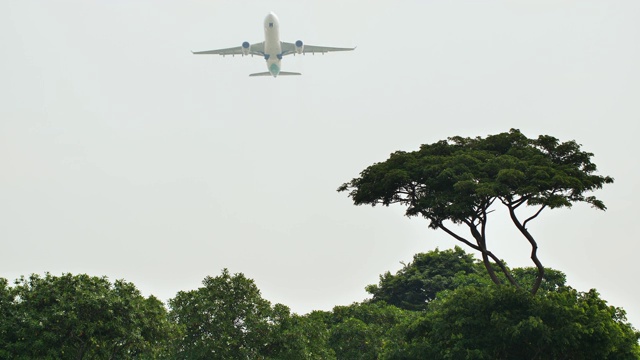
[249,71,302,77]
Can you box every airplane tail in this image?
[249,71,302,77]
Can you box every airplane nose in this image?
[265,12,278,27]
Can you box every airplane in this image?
[192,12,355,77]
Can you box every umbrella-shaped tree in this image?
[338,129,613,295]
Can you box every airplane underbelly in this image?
[264,38,281,75]
[264,43,281,57]
[266,58,280,66]
[264,27,281,59]
[263,18,281,76]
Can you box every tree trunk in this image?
[439,222,519,288]
[508,206,544,295]
[468,225,518,287]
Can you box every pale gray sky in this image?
[2,0,639,327]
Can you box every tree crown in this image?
[338,129,613,227]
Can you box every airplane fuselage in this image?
[263,12,283,77]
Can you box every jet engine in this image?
[295,40,304,54]
[241,41,251,56]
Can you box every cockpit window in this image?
[269,22,274,28]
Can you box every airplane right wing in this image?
[281,42,355,56]
[192,42,265,56]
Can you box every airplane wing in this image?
[281,42,355,56]
[192,42,265,56]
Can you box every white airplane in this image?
[192,12,355,77]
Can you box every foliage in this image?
[511,267,566,293]
[1,250,637,359]
[168,269,274,359]
[361,247,639,359]
[338,129,614,294]
[366,246,479,310]
[167,268,333,359]
[366,246,570,312]
[383,285,640,360]
[3,273,173,360]
[263,305,335,360]
[326,302,416,360]
[0,278,16,359]
[330,317,378,360]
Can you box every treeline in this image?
[1,247,638,359]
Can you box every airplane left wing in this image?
[192,42,265,56]
[281,42,355,56]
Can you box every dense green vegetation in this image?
[1,248,638,359]
[0,274,174,359]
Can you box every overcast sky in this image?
[2,0,639,327]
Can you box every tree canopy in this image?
[338,129,613,294]
[168,269,275,359]
[384,286,640,360]
[324,248,639,359]
[1,254,638,359]
[1,273,172,359]
[167,268,332,359]
[354,248,639,359]
[365,246,479,310]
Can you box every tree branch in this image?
[438,221,482,252]
[523,204,547,229]
[512,195,529,209]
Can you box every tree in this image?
[168,269,275,359]
[383,286,640,360]
[0,278,16,359]
[326,302,415,360]
[362,248,639,359]
[338,129,613,294]
[366,247,478,310]
[168,270,335,359]
[330,318,378,360]
[5,273,173,359]
[367,247,569,311]
[265,306,335,360]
